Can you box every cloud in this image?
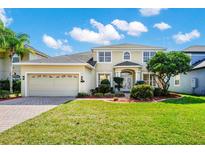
[153,22,171,31]
[173,29,200,44]
[69,19,123,45]
[42,34,72,53]
[0,8,13,26]
[139,8,166,17]
[112,19,148,37]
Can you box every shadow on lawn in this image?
[163,96,205,104]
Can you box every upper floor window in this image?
[12,54,20,63]
[123,51,131,61]
[98,51,111,62]
[143,51,156,63]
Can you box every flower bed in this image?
[109,93,182,103]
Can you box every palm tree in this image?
[0,20,31,93]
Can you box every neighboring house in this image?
[15,43,166,97]
[0,45,49,80]
[169,45,205,95]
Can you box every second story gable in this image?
[91,43,166,66]
[183,45,205,65]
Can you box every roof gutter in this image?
[13,62,95,69]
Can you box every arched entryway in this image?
[121,69,135,91]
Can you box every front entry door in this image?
[121,73,133,91]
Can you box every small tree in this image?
[113,77,124,91]
[0,20,31,93]
[147,51,191,95]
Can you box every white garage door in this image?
[28,74,79,96]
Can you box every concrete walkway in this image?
[0,97,74,133]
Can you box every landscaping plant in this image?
[114,91,125,97]
[94,93,104,97]
[77,92,90,98]
[131,84,153,99]
[0,89,10,99]
[113,77,124,91]
[0,20,32,93]
[147,51,191,95]
[98,79,111,94]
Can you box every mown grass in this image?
[0,95,205,144]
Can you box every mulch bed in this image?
[109,93,182,103]
[77,93,182,103]
[0,96,22,102]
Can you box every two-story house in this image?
[16,43,166,97]
[0,45,49,80]
[169,45,205,95]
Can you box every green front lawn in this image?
[0,95,205,144]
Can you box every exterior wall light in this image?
[80,76,85,83]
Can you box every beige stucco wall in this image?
[29,53,46,61]
[92,49,152,86]
[16,53,46,76]
[0,53,10,80]
[20,65,95,96]
[0,52,47,80]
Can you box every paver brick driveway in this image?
[0,97,74,133]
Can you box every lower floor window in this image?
[98,73,111,86]
[174,74,180,86]
[143,73,156,86]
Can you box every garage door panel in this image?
[28,74,79,96]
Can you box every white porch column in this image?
[136,71,142,81]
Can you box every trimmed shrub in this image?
[0,89,10,99]
[0,80,10,91]
[77,92,90,98]
[110,87,114,93]
[94,93,104,98]
[0,80,21,92]
[113,77,123,91]
[95,87,99,93]
[135,80,145,85]
[98,79,111,94]
[104,93,115,98]
[13,80,21,92]
[90,89,96,95]
[154,88,163,97]
[115,91,125,97]
[101,79,110,85]
[131,84,153,99]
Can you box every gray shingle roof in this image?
[23,51,96,66]
[93,43,166,50]
[183,45,205,53]
[114,61,141,67]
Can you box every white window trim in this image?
[12,54,21,63]
[96,72,113,87]
[97,51,112,63]
[142,51,156,63]
[174,74,180,87]
[24,72,81,97]
[123,51,131,61]
[142,72,157,87]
